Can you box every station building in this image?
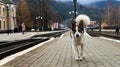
[0,1,16,32]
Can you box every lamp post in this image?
[40,17,43,31]
[5,4,10,35]
[73,0,77,19]
[35,16,40,31]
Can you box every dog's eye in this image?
[72,29,76,33]
[78,28,83,33]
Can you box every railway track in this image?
[0,31,66,59]
[88,32,120,40]
[0,41,9,44]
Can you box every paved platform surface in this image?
[1,31,120,67]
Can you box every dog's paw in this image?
[80,59,83,61]
[75,57,79,61]
[75,58,79,61]
[83,57,85,59]
[79,58,83,61]
[79,57,85,61]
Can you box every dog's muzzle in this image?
[76,34,80,38]
[75,32,81,38]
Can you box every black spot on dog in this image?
[71,22,76,33]
[78,20,84,33]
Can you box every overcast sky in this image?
[56,0,120,5]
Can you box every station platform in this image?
[1,31,120,67]
[0,31,61,41]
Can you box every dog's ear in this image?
[71,21,76,31]
[78,20,84,33]
[79,20,84,27]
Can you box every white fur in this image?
[72,14,91,61]
[74,26,81,38]
[75,14,90,25]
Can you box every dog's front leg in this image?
[72,44,80,61]
[80,44,84,61]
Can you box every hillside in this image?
[88,0,120,9]
[50,1,102,21]
[1,0,12,4]
[10,0,103,22]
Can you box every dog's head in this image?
[71,20,84,38]
[71,14,90,38]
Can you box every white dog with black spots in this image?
[70,14,90,61]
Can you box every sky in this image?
[56,0,120,5]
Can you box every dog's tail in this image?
[75,14,90,26]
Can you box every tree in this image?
[16,0,32,30]
[102,1,120,27]
[28,0,61,30]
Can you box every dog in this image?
[70,14,90,61]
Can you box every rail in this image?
[0,31,66,59]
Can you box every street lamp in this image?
[72,11,74,13]
[69,11,73,19]
[69,11,78,19]
[69,12,72,15]
[76,12,78,15]
[5,4,10,35]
